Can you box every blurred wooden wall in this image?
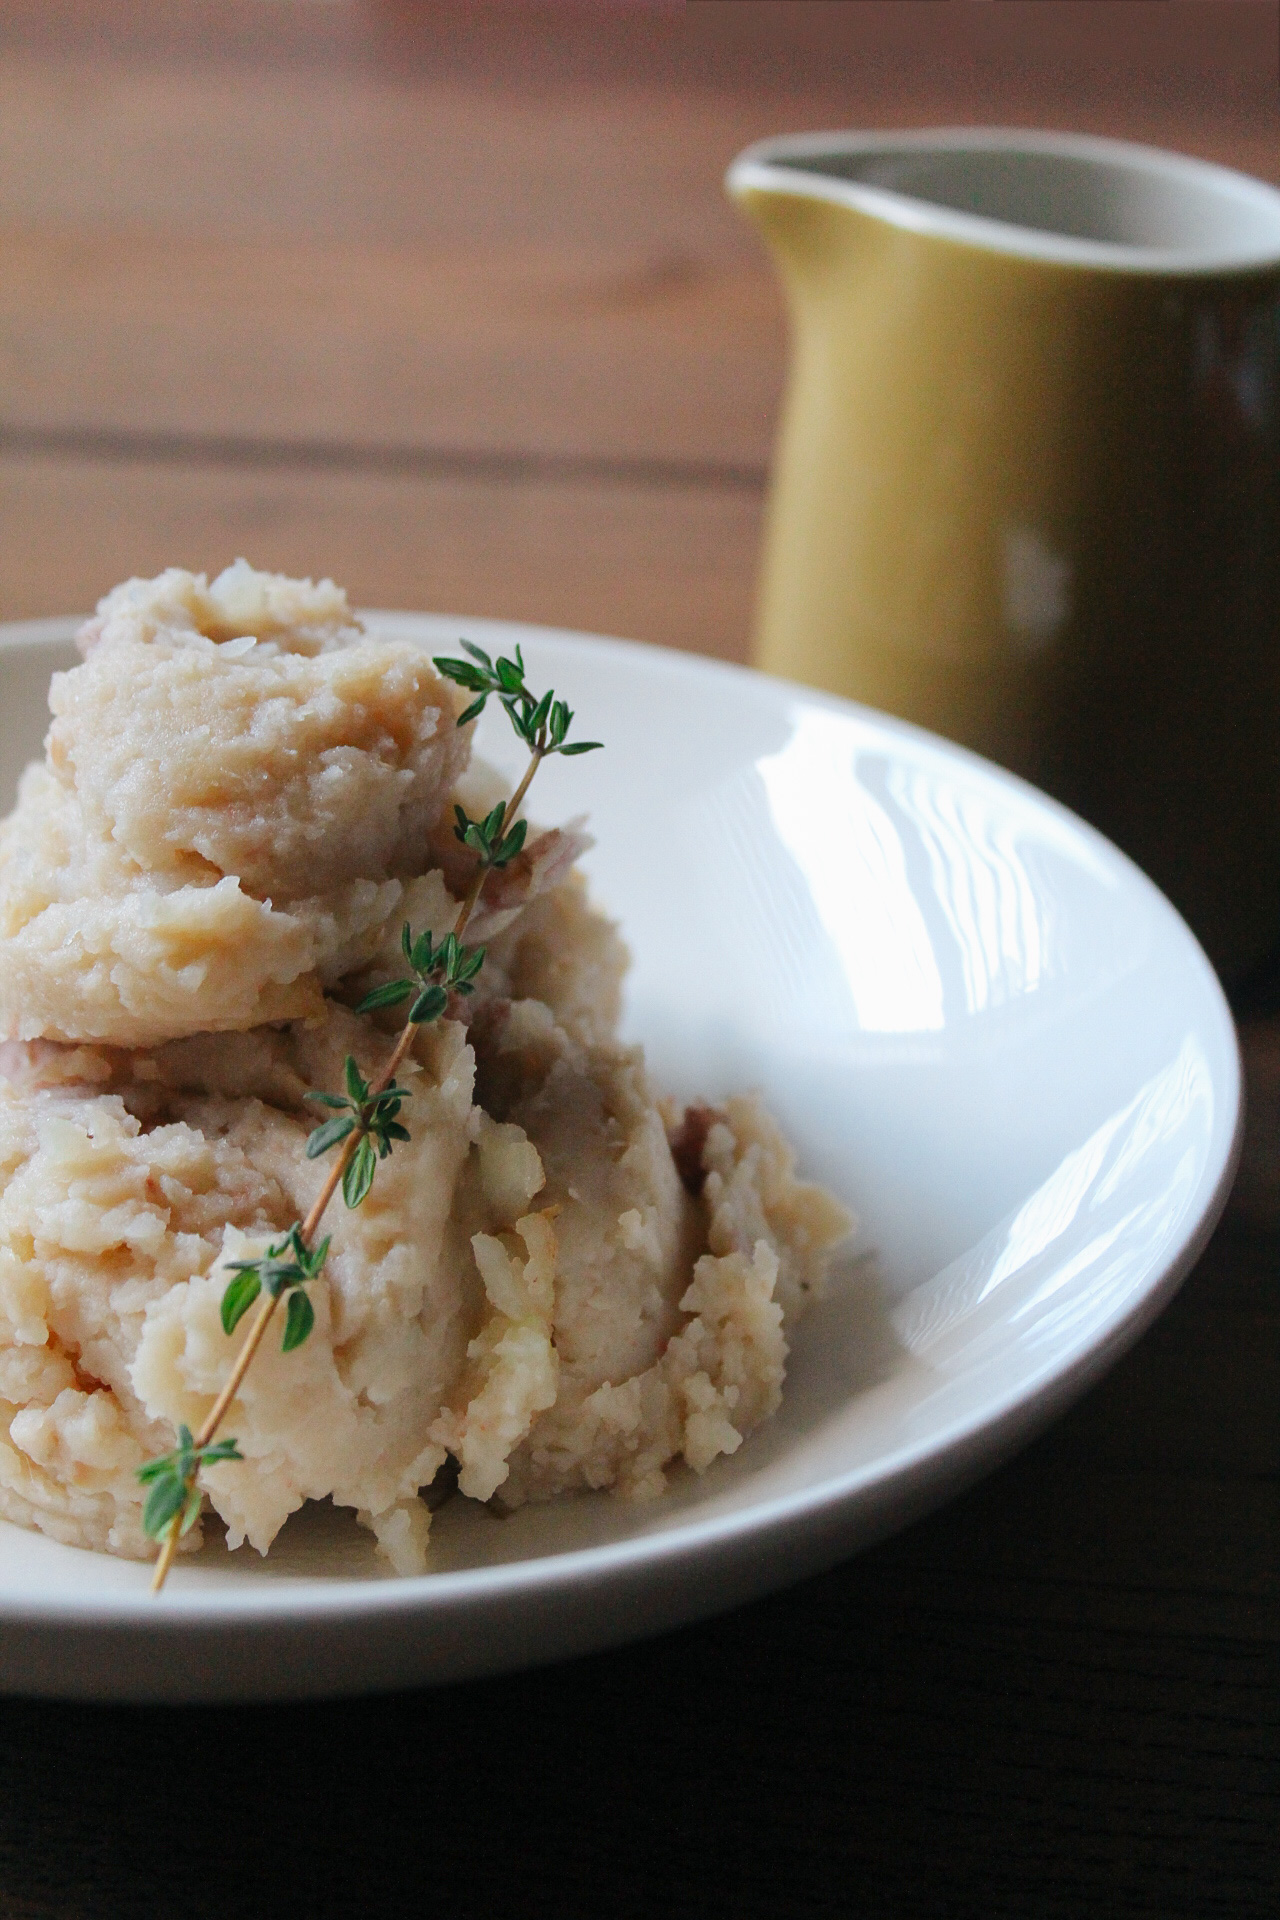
[1,0,1275,654]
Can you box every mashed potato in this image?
[0,564,850,1571]
[0,565,467,1046]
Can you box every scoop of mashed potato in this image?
[0,564,467,1045]
[0,563,851,1572]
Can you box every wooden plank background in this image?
[2,0,1276,656]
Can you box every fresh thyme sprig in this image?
[305,1059,412,1209]
[432,641,602,760]
[220,1224,333,1352]
[140,639,600,1592]
[453,800,527,871]
[353,925,486,1023]
[136,1427,244,1542]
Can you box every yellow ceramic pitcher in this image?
[729,129,1280,983]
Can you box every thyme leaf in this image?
[343,1133,377,1209]
[409,984,448,1025]
[305,1113,355,1159]
[220,1224,330,1344]
[219,1266,261,1335]
[136,1424,245,1541]
[283,1289,316,1352]
[353,978,414,1015]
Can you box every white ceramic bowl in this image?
[0,613,1241,1702]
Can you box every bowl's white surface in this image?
[0,613,1240,1702]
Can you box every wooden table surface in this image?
[1,5,1277,1915]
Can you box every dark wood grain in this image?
[0,4,1277,1916]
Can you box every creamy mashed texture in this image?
[0,564,850,1572]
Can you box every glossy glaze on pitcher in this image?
[729,130,1280,981]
